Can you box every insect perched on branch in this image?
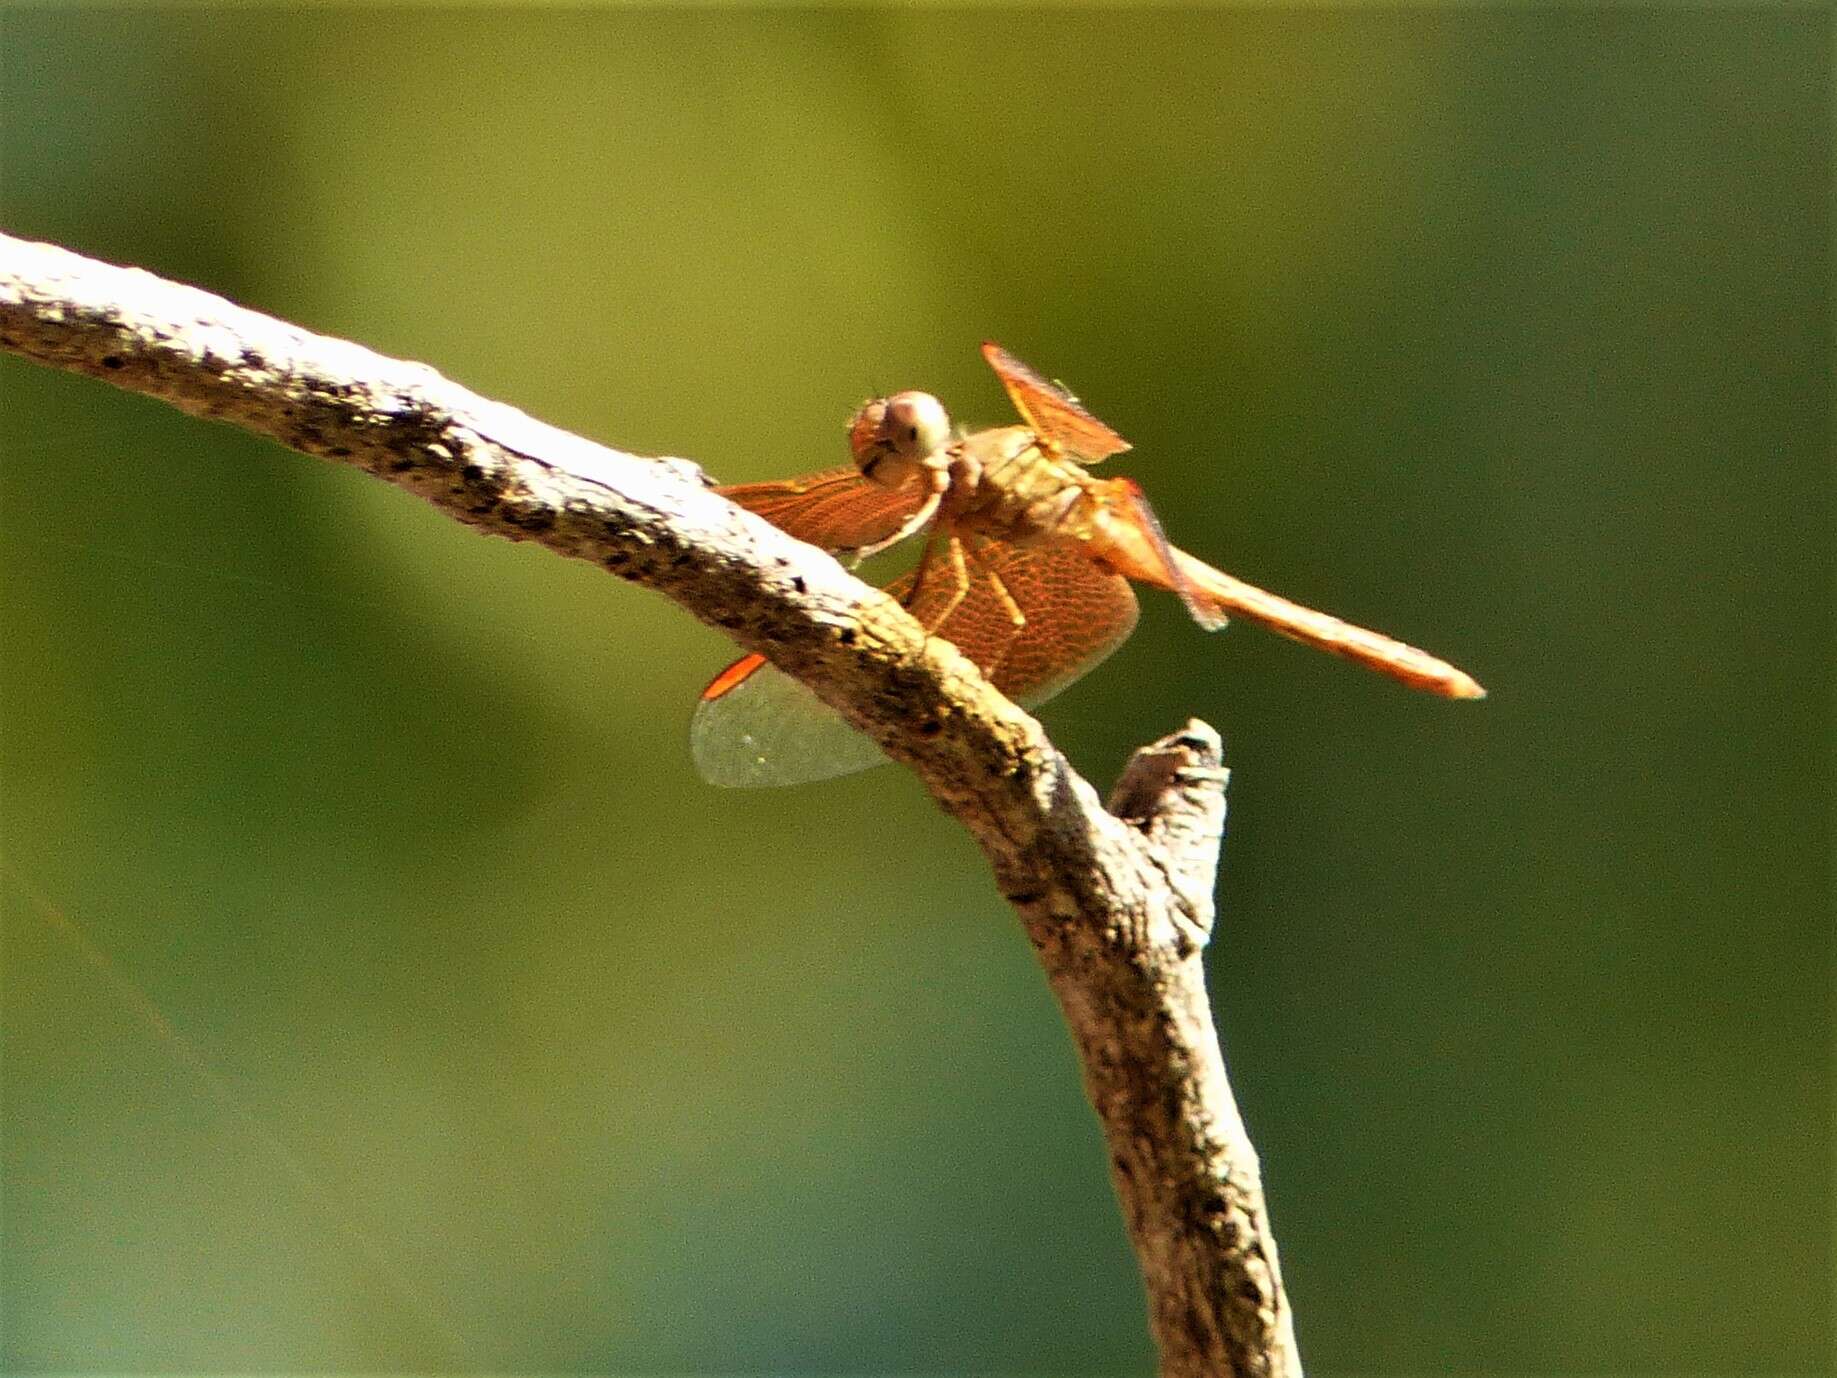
[693,342,1484,787]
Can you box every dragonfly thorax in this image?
[941,426,1097,548]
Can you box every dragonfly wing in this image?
[972,543,1140,706]
[691,654,891,789]
[980,341,1132,463]
[692,537,1139,789]
[887,538,1140,708]
[717,465,929,554]
[695,468,928,787]
[1092,476,1230,632]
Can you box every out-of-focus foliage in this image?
[1,10,1825,1372]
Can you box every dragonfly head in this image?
[848,390,952,489]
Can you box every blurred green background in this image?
[1,8,1826,1373]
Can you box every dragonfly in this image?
[692,342,1483,787]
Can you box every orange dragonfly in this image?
[692,342,1483,787]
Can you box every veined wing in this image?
[980,341,1132,463]
[922,540,1140,707]
[717,465,929,555]
[690,655,892,788]
[691,537,1139,788]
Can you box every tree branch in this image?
[0,231,1301,1377]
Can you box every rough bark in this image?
[0,232,1301,1377]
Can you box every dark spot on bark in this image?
[604,551,629,568]
[101,355,124,370]
[918,719,942,737]
[1005,889,1042,906]
[460,464,484,484]
[790,577,806,595]
[327,446,351,458]
[838,628,856,646]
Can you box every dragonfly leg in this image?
[905,531,973,633]
[963,534,1028,680]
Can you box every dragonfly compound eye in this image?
[847,397,892,466]
[882,391,951,459]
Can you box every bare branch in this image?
[0,232,1301,1377]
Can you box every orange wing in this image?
[693,535,1139,787]
[1094,476,1229,631]
[889,536,1140,707]
[717,465,929,554]
[981,341,1132,463]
